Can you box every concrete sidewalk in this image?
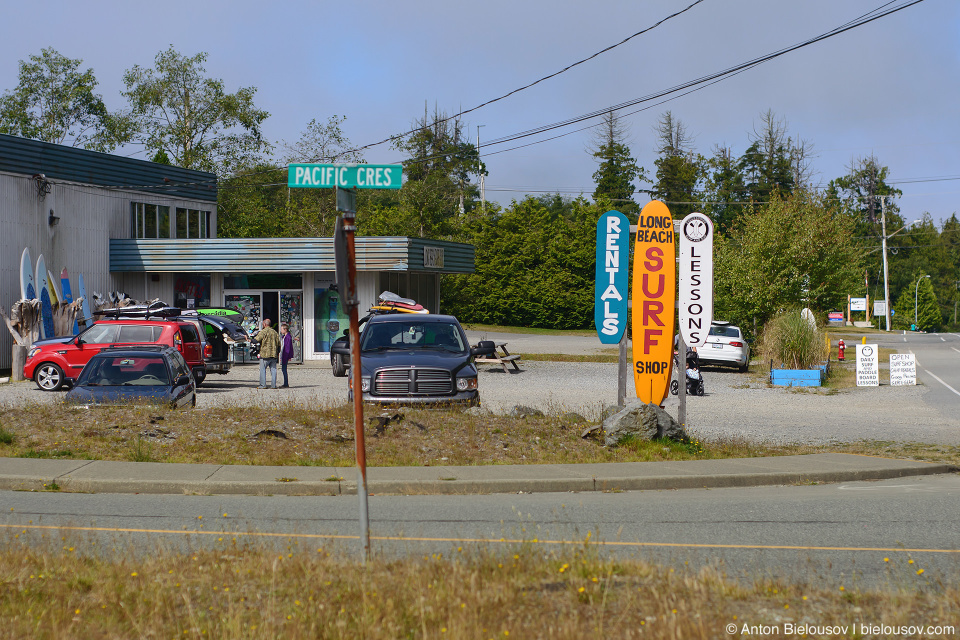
[0,454,953,496]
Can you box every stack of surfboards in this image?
[371,291,429,314]
[20,248,88,338]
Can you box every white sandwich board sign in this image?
[856,344,880,386]
[889,353,917,386]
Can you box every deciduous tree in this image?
[0,48,131,151]
[122,46,270,176]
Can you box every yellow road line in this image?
[2,523,959,554]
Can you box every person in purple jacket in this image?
[279,323,294,388]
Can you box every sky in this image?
[1,0,957,225]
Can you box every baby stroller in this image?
[670,348,705,396]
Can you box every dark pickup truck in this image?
[331,313,494,407]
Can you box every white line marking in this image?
[922,368,960,399]
[941,337,946,342]
[952,347,960,356]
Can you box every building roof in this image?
[109,237,475,274]
[0,134,217,202]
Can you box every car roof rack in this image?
[97,344,168,353]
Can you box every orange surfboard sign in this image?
[632,200,676,404]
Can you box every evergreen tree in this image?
[702,144,747,233]
[651,111,702,218]
[589,111,645,216]
[387,105,484,238]
[892,273,939,331]
[737,110,796,203]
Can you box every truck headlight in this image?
[360,377,371,392]
[456,377,477,391]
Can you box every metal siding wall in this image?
[0,169,219,370]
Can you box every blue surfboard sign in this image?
[595,210,631,344]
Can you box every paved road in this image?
[896,331,960,421]
[4,475,959,586]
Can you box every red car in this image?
[24,319,204,391]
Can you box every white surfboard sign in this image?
[678,212,714,348]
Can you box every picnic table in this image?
[474,341,522,373]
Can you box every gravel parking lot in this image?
[3,356,959,446]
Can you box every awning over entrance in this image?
[109,237,475,274]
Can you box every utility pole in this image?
[880,196,892,331]
[477,125,485,214]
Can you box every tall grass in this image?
[1,539,955,639]
[759,310,828,370]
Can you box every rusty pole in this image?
[342,203,369,561]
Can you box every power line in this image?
[337,0,710,159]
[89,0,929,194]
[476,0,925,151]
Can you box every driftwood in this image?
[2,298,83,346]
[1,299,41,347]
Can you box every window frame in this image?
[131,202,171,239]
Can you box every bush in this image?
[758,310,827,370]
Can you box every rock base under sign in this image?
[602,400,687,447]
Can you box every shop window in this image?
[223,273,302,289]
[174,274,211,308]
[132,202,171,239]
[176,208,211,239]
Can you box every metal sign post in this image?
[288,163,402,563]
[336,186,369,561]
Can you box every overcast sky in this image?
[1,0,956,224]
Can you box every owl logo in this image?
[683,216,710,242]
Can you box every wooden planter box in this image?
[770,361,829,387]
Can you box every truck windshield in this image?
[361,321,465,352]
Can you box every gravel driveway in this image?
[4,355,959,445]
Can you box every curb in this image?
[0,455,953,497]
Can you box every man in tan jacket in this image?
[254,319,281,389]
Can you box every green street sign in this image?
[287,163,403,189]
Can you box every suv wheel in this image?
[36,363,65,391]
[331,353,347,377]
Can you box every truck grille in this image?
[374,368,452,395]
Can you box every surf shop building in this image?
[0,134,474,370]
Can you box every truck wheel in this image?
[35,363,65,391]
[331,353,347,377]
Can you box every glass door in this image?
[224,292,262,364]
[279,291,303,363]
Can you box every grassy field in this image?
[1,540,956,639]
[0,403,958,469]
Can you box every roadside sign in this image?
[889,353,916,385]
[288,163,402,189]
[632,200,675,404]
[856,344,879,386]
[678,212,713,348]
[873,301,886,316]
[595,210,630,344]
[850,297,867,312]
